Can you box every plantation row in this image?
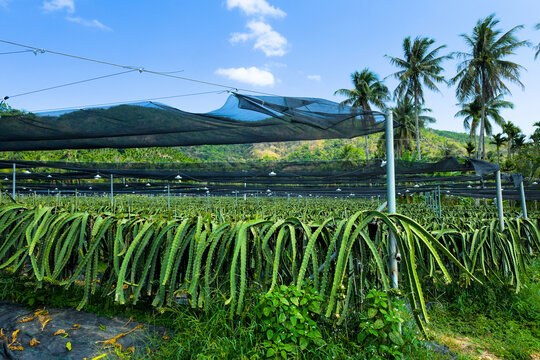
[0,202,537,331]
[4,193,535,223]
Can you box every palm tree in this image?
[535,23,540,59]
[531,121,540,145]
[338,144,361,161]
[511,133,526,153]
[451,14,529,160]
[502,121,521,160]
[386,36,450,159]
[381,96,435,158]
[489,133,507,164]
[464,141,476,157]
[334,69,390,162]
[455,95,513,158]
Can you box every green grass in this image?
[0,263,538,359]
[427,258,540,360]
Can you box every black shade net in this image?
[0,93,389,151]
[2,157,537,200]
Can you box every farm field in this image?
[1,3,539,358]
[0,195,538,359]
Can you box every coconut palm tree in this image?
[386,36,450,159]
[338,144,362,161]
[531,121,540,145]
[455,95,513,158]
[511,133,526,153]
[382,96,435,158]
[535,23,540,59]
[464,141,476,157]
[490,133,507,164]
[502,121,521,160]
[451,14,529,160]
[334,69,390,162]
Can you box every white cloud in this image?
[226,0,285,18]
[307,75,321,81]
[42,0,74,13]
[231,20,287,57]
[216,66,275,86]
[66,16,111,31]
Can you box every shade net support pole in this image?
[519,180,527,220]
[495,170,504,231]
[385,112,398,290]
[110,174,114,209]
[12,163,15,199]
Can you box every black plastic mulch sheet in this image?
[0,301,166,359]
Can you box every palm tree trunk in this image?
[364,135,369,163]
[507,139,512,161]
[496,147,500,165]
[480,97,486,160]
[414,96,421,160]
[472,131,478,159]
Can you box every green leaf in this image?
[266,348,275,357]
[66,342,72,351]
[389,331,404,346]
[278,313,286,322]
[299,337,308,351]
[374,319,384,329]
[291,297,299,306]
[263,307,271,317]
[267,329,274,340]
[367,308,378,318]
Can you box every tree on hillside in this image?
[464,141,476,157]
[531,121,540,145]
[502,121,521,160]
[451,14,529,160]
[489,133,507,164]
[454,95,513,158]
[338,144,362,162]
[386,36,450,159]
[511,133,526,153]
[334,69,390,162]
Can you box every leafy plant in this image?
[255,283,324,358]
[356,289,407,359]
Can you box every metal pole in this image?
[519,180,527,219]
[495,170,504,231]
[438,186,442,218]
[385,112,398,289]
[110,174,114,209]
[12,163,16,199]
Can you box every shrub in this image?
[255,283,325,358]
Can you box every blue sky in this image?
[1,0,539,137]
